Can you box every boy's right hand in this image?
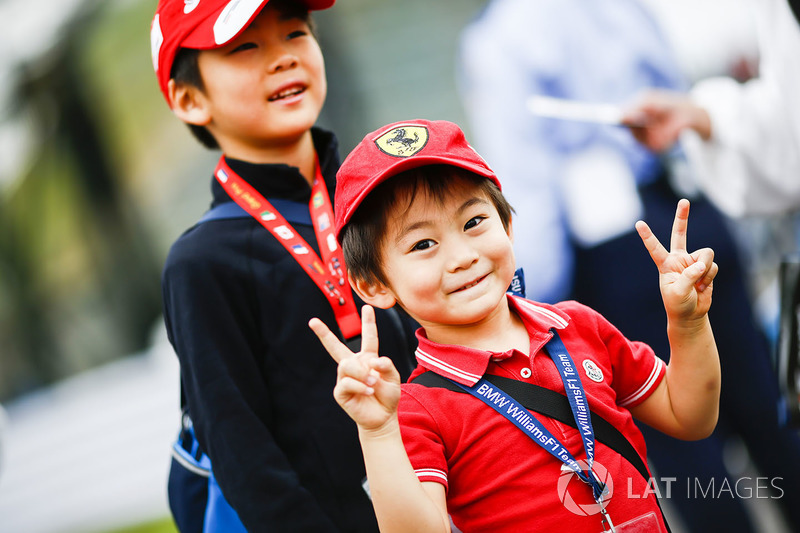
[309,305,401,433]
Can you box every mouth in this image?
[268,84,306,102]
[452,274,488,293]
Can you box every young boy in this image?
[310,119,721,532]
[150,1,416,531]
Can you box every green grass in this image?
[104,516,178,533]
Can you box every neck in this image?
[421,296,530,355]
[220,130,317,186]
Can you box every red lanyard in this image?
[213,156,361,339]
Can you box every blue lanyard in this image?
[451,330,607,502]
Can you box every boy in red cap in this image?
[310,119,721,532]
[150,1,416,531]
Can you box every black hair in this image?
[169,0,317,149]
[341,165,514,286]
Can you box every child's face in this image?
[376,177,516,331]
[194,6,326,156]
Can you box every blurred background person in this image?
[624,0,800,219]
[457,0,800,531]
[624,0,800,456]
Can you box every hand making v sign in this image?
[629,198,721,441]
[635,199,718,324]
[309,305,402,433]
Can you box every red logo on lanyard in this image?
[213,156,361,339]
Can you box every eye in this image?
[230,42,257,53]
[287,30,307,40]
[411,239,436,252]
[464,216,486,230]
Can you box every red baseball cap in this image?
[334,119,501,242]
[150,0,335,105]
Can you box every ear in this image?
[507,216,514,243]
[350,277,397,310]
[168,79,212,126]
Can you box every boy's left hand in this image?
[636,199,718,322]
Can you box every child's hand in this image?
[309,305,401,433]
[636,199,718,323]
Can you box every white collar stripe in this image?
[515,298,569,329]
[415,348,482,383]
[618,357,664,407]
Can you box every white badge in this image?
[583,359,604,383]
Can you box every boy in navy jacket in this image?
[150,1,415,530]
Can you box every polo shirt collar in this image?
[413,295,571,386]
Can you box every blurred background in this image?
[0,0,793,532]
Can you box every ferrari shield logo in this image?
[375,126,429,157]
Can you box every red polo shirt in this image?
[399,295,668,532]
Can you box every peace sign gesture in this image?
[309,305,401,432]
[636,199,718,323]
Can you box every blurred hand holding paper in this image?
[527,95,632,125]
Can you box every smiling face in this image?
[366,175,517,338]
[187,4,326,158]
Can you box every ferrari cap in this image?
[334,119,500,242]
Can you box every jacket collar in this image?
[414,295,570,386]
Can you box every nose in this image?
[445,237,479,272]
[269,48,298,73]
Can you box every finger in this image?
[309,318,354,364]
[698,262,719,292]
[339,356,375,383]
[370,356,401,385]
[621,110,650,129]
[635,220,669,267]
[360,305,379,359]
[674,259,708,295]
[690,247,715,271]
[690,247,715,290]
[335,376,375,398]
[628,127,649,146]
[669,199,690,252]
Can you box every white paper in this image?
[526,95,627,125]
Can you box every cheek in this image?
[309,53,327,98]
[206,76,253,110]
[387,260,439,302]
[408,271,440,299]
[489,233,516,271]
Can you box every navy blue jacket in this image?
[162,128,417,532]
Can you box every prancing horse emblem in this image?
[374,125,429,157]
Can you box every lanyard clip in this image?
[596,488,615,533]
[600,505,616,533]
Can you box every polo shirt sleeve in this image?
[397,386,450,491]
[593,308,666,409]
